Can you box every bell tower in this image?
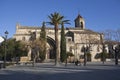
[74,14,85,29]
[16,23,20,30]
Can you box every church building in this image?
[13,14,103,62]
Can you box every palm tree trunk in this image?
[55,24,59,66]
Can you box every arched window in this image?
[80,22,83,29]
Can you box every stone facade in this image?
[13,14,103,62]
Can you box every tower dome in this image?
[74,14,85,29]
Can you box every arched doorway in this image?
[47,36,56,59]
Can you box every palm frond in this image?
[46,22,54,25]
[47,12,70,26]
[58,16,64,22]
[62,20,71,24]
[48,15,52,20]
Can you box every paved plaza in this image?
[0,62,120,80]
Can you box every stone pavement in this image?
[0,62,120,80]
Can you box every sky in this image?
[0,0,120,38]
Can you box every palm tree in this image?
[47,12,69,66]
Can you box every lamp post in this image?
[114,45,119,65]
[83,46,87,66]
[4,30,8,68]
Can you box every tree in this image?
[40,22,46,41]
[29,31,37,66]
[40,22,47,61]
[0,38,27,61]
[14,40,28,58]
[103,29,120,65]
[103,30,114,59]
[114,29,120,42]
[100,33,106,64]
[47,12,69,66]
[79,30,100,66]
[114,29,120,65]
[60,22,67,62]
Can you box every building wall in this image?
[13,25,103,62]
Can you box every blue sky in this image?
[0,0,120,38]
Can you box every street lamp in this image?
[114,45,120,65]
[83,46,87,66]
[4,30,8,68]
